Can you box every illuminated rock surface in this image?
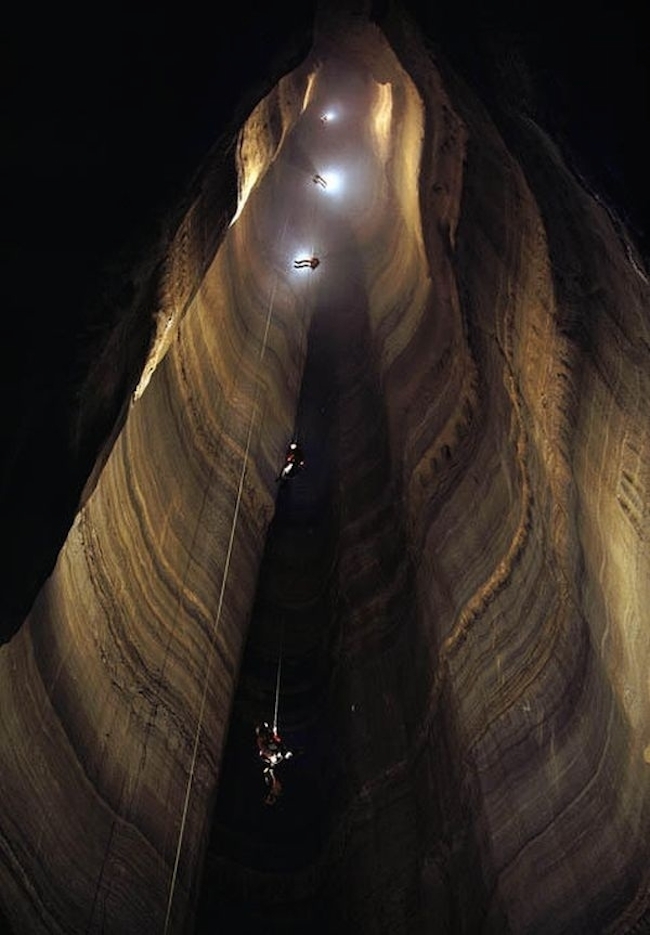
[1,6,649,934]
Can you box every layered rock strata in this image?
[1,8,649,935]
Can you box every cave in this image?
[2,3,649,934]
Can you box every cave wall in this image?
[199,12,650,934]
[0,58,315,934]
[1,6,649,935]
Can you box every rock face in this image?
[1,8,649,935]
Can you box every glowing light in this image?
[320,109,337,124]
[310,168,344,198]
[291,250,320,273]
[319,168,343,194]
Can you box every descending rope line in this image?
[292,173,323,449]
[162,154,326,927]
[163,115,339,931]
[272,620,285,734]
[87,150,316,933]
[163,252,285,934]
[86,415,219,934]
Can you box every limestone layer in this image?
[1,9,649,935]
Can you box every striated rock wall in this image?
[0,59,314,934]
[1,7,648,935]
[205,11,650,934]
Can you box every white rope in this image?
[163,270,280,934]
[272,625,284,734]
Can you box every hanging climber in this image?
[277,441,305,482]
[293,256,320,270]
[255,721,293,806]
[312,173,327,188]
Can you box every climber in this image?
[312,173,327,188]
[256,722,293,805]
[293,256,320,270]
[277,441,305,482]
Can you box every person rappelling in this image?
[255,721,293,806]
[276,441,305,482]
[293,256,320,270]
[255,626,293,805]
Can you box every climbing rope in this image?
[86,115,329,935]
[164,143,326,929]
[272,621,285,735]
[162,266,282,934]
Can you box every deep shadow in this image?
[194,212,504,930]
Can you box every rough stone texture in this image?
[1,7,649,935]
